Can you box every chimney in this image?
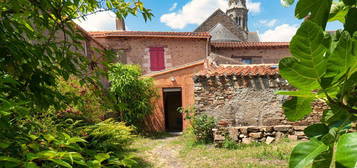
[115,18,126,31]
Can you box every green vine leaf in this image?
[336,132,357,168]
[289,139,329,168]
[280,21,327,90]
[283,97,314,121]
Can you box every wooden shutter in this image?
[150,47,165,71]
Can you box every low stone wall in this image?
[213,124,308,145]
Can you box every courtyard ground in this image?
[129,132,298,168]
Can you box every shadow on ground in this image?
[141,131,182,140]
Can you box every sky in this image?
[75,0,343,42]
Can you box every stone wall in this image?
[194,75,324,127]
[213,124,308,145]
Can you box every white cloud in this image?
[160,0,261,29]
[75,11,117,31]
[259,24,298,42]
[259,19,278,27]
[247,0,261,13]
[169,2,178,11]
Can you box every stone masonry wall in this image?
[194,75,324,127]
[213,124,308,145]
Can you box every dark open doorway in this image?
[163,88,183,132]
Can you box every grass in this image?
[129,131,298,168]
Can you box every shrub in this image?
[56,76,113,124]
[84,119,136,152]
[108,63,157,128]
[179,106,216,143]
[191,114,216,143]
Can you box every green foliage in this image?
[279,0,357,167]
[0,0,152,167]
[85,119,136,152]
[222,138,240,150]
[335,132,357,167]
[108,63,157,127]
[179,106,216,144]
[56,76,114,123]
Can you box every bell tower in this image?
[226,0,248,32]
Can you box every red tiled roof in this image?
[211,42,289,49]
[196,65,279,77]
[89,31,211,39]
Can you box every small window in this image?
[149,47,165,71]
[242,58,252,64]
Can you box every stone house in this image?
[84,0,297,132]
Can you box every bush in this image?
[84,119,135,152]
[56,76,114,124]
[191,114,216,143]
[108,63,157,128]
[179,106,216,144]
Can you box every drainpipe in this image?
[205,36,211,68]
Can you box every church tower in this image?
[226,0,248,32]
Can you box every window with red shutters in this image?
[149,47,165,71]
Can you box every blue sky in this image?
[76,0,342,42]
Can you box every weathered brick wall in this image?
[193,75,324,127]
[211,47,291,64]
[92,37,208,74]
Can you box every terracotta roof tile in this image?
[88,31,211,39]
[211,42,289,49]
[196,65,279,77]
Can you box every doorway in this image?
[163,88,183,132]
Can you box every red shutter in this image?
[150,47,165,71]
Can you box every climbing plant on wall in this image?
[279,0,357,167]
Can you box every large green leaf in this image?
[304,124,329,138]
[289,139,329,168]
[283,97,314,121]
[279,58,320,90]
[312,150,332,168]
[326,31,355,78]
[295,0,332,28]
[336,132,357,168]
[343,0,356,6]
[280,21,327,90]
[345,8,357,37]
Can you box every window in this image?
[149,47,165,71]
[242,58,252,64]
